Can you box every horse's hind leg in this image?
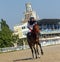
[38,43,43,55]
[36,45,41,58]
[35,44,41,58]
[36,44,40,58]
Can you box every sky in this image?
[0,0,60,30]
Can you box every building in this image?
[13,23,28,38]
[14,19,60,38]
[38,19,60,36]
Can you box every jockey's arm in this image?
[27,21,38,31]
[28,26,33,31]
[27,23,33,31]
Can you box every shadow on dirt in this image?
[13,58,33,62]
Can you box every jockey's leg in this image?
[27,32,32,38]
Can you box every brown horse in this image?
[27,24,43,59]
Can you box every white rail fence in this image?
[0,39,60,53]
[0,45,29,53]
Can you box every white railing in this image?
[0,39,60,53]
[41,29,60,34]
[41,39,60,46]
[0,45,29,53]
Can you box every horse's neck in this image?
[33,24,40,33]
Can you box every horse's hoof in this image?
[38,55,40,58]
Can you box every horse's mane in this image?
[33,24,40,33]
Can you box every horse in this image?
[27,24,43,59]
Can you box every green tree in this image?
[0,19,13,48]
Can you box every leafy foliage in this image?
[0,19,13,48]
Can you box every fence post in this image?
[22,39,25,49]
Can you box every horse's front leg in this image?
[38,43,44,55]
[33,45,37,59]
[36,44,41,58]
[29,45,34,59]
[36,44,39,59]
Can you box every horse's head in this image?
[33,24,40,33]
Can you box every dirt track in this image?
[0,45,60,62]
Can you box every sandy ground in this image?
[0,45,60,62]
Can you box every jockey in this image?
[27,16,40,41]
[27,16,39,40]
[27,16,37,32]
